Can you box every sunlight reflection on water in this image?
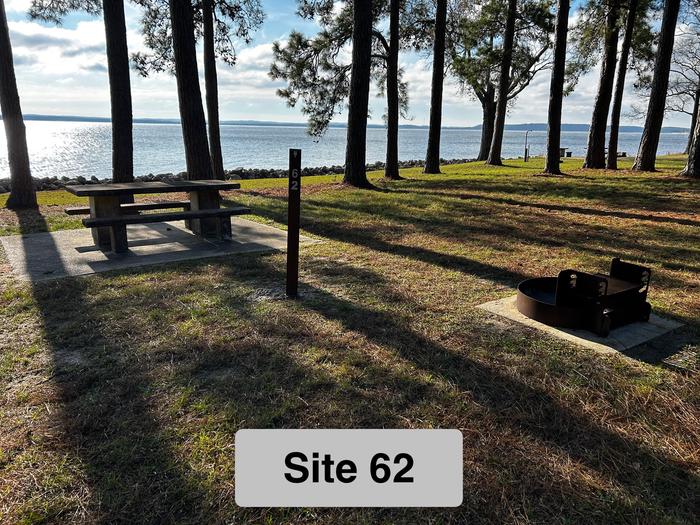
[0,120,689,179]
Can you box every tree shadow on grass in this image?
[452,190,700,228]
[323,189,700,278]
[154,256,699,522]
[288,178,699,290]
[375,186,700,249]
[241,191,700,297]
[6,209,698,522]
[375,187,700,229]
[300,192,699,332]
[233,199,531,288]
[12,209,205,523]
[202,258,699,523]
[400,175,699,215]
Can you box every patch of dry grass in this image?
[0,156,698,523]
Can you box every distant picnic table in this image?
[65,180,250,254]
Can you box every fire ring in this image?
[515,258,652,337]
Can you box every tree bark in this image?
[423,0,446,174]
[632,0,681,171]
[477,85,496,162]
[486,0,516,166]
[607,0,638,170]
[203,0,225,180]
[681,104,700,177]
[686,85,700,155]
[343,0,373,187]
[102,0,133,186]
[544,0,570,175]
[169,0,213,180]
[385,0,401,180]
[583,0,620,169]
[0,0,36,209]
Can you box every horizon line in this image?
[3,114,691,133]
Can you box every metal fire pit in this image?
[516,258,652,337]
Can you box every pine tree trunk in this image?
[343,0,373,188]
[385,0,401,180]
[486,0,516,166]
[0,0,36,209]
[607,0,638,170]
[102,0,133,205]
[477,86,496,162]
[423,0,446,174]
[103,0,133,185]
[632,0,681,171]
[686,85,699,155]
[681,96,700,177]
[583,0,620,169]
[544,0,570,175]
[203,0,225,180]
[169,0,213,180]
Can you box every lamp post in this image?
[524,129,533,162]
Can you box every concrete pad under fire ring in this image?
[477,295,683,354]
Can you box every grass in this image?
[0,156,698,523]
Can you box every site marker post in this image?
[286,149,301,298]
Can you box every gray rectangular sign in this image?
[235,429,463,507]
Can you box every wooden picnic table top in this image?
[65,180,241,197]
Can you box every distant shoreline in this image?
[3,114,690,134]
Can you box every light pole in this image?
[524,129,533,162]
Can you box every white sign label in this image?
[235,429,463,507]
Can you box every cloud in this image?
[62,44,106,57]
[4,0,31,13]
[82,62,108,73]
[235,42,276,71]
[3,3,693,129]
[12,53,38,66]
[10,31,73,48]
[8,18,134,78]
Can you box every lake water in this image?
[0,120,690,179]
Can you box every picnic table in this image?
[65,180,250,254]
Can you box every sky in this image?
[2,0,693,128]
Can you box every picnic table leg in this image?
[89,196,119,249]
[188,189,224,239]
[109,224,128,253]
[217,216,232,240]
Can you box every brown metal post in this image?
[286,149,301,297]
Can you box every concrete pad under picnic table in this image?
[477,295,683,354]
[0,218,319,282]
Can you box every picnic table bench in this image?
[65,180,250,254]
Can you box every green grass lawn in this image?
[0,156,698,523]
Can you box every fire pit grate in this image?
[516,258,652,337]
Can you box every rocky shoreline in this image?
[0,158,475,193]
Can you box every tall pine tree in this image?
[486,0,517,166]
[1,0,36,209]
[169,0,214,180]
[544,0,570,175]
[632,0,681,171]
[424,0,446,173]
[30,0,134,186]
[134,0,263,180]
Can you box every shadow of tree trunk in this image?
[12,210,205,522]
